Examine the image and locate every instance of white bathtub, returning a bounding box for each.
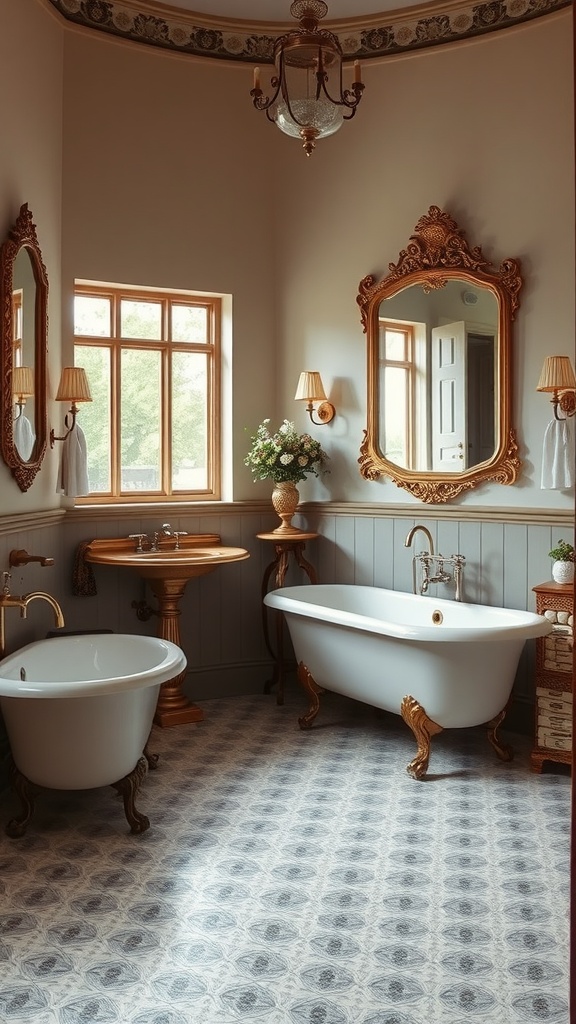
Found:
[264,584,552,777]
[0,634,186,830]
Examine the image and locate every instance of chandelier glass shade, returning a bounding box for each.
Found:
[251,1,364,156]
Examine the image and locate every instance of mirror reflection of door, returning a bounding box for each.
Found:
[431,322,466,471]
[430,322,496,472]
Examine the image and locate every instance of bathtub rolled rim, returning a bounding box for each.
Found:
[264,584,554,643]
[0,633,187,698]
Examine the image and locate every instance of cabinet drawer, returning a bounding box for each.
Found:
[538,713,572,733]
[536,686,573,701]
[537,695,572,715]
[537,728,572,751]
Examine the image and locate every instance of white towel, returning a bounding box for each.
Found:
[13,414,35,461]
[57,422,89,497]
[541,417,575,489]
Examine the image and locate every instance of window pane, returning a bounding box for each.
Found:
[120,349,161,490]
[172,351,207,490]
[75,295,111,337]
[121,300,162,340]
[172,304,208,344]
[384,329,407,361]
[382,365,407,466]
[76,345,111,492]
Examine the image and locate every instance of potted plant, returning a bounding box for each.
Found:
[245,419,328,534]
[548,539,575,585]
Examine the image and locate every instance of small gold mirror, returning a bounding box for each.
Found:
[0,204,48,491]
[357,206,523,503]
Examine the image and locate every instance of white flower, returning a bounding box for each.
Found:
[280,453,294,465]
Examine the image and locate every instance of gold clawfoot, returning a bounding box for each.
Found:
[400,695,443,779]
[486,701,514,762]
[111,756,150,834]
[297,661,323,729]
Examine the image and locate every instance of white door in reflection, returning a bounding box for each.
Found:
[431,321,495,472]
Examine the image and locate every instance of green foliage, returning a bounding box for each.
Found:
[245,419,328,485]
[549,539,575,562]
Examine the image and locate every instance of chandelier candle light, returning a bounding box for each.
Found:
[250,1,365,156]
[245,419,328,534]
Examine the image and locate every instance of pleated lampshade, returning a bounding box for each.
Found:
[536,356,576,393]
[56,367,92,403]
[294,371,327,402]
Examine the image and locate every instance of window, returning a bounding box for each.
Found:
[378,321,415,468]
[73,282,221,502]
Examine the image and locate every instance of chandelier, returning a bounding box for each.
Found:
[250,0,365,156]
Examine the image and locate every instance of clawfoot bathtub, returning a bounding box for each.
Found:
[264,585,552,779]
[0,633,186,836]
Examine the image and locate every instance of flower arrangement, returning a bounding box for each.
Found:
[245,419,328,485]
[549,539,575,562]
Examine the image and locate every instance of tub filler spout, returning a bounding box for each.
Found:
[22,591,65,630]
[0,573,65,657]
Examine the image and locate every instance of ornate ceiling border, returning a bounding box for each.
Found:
[47,0,568,62]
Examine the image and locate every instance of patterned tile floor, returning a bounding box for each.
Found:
[0,688,571,1024]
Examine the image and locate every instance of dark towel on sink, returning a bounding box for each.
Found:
[72,540,97,597]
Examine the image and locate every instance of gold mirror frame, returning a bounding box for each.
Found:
[0,204,48,492]
[357,206,523,504]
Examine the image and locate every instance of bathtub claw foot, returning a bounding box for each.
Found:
[401,695,443,780]
[297,662,323,729]
[5,759,37,838]
[486,703,514,762]
[111,756,150,834]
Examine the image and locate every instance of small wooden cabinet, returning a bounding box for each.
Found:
[531,581,573,772]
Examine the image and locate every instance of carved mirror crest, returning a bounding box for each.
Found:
[357,205,522,503]
[0,204,48,491]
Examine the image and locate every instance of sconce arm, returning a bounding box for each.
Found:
[307,401,335,425]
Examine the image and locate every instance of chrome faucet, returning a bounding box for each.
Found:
[0,573,65,657]
[404,529,466,602]
[405,525,435,556]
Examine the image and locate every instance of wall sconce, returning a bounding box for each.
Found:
[295,371,335,424]
[12,366,34,415]
[50,366,92,447]
[536,356,576,419]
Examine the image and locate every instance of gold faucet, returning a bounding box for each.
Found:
[404,525,435,555]
[0,573,65,658]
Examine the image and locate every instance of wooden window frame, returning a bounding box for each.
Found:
[378,320,415,469]
[73,282,221,504]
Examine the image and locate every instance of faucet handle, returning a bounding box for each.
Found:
[2,571,11,595]
[173,531,188,550]
[128,534,148,552]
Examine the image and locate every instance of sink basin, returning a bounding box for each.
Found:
[85,545,250,580]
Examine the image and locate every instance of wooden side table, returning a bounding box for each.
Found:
[257,531,318,705]
[531,580,573,773]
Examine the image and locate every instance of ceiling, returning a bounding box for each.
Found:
[46,0,567,62]
[149,1,419,19]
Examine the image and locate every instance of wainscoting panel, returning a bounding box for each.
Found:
[0,503,571,725]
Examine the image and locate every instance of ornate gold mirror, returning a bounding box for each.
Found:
[357,206,523,503]
[0,204,48,491]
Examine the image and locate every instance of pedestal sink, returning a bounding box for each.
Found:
[83,534,249,726]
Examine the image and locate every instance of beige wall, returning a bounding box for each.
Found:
[273,12,574,509]
[0,0,64,514]
[0,4,573,514]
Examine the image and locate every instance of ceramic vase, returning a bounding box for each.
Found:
[552,560,574,585]
[271,481,301,535]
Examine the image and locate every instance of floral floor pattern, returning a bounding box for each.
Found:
[0,687,570,1023]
